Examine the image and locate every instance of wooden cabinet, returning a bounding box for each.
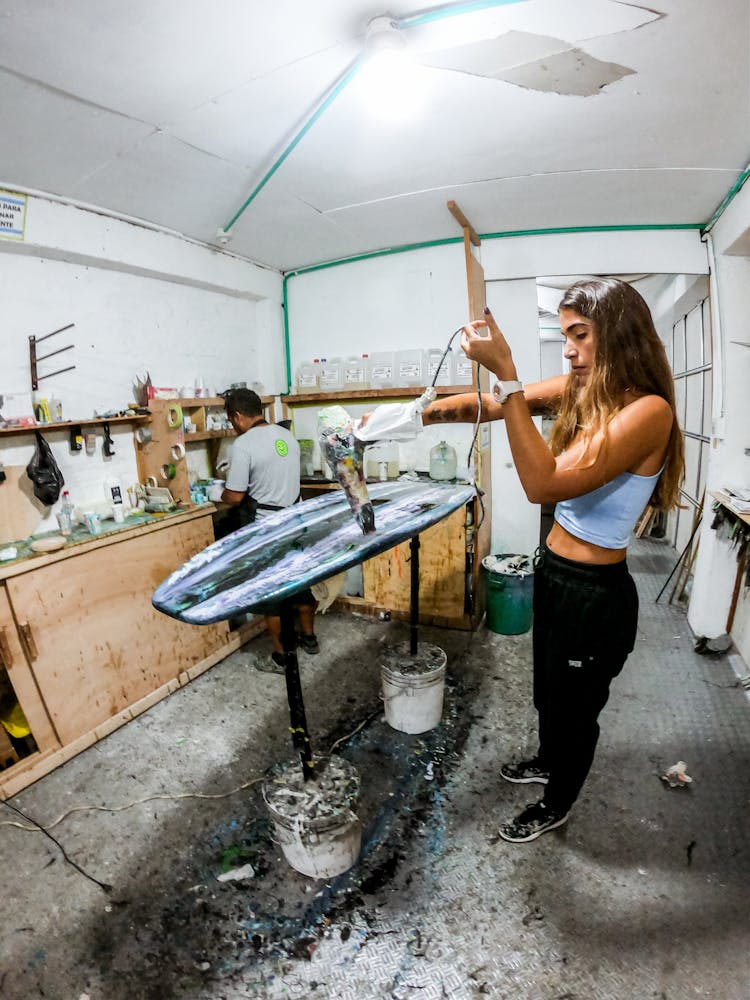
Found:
[0,509,253,799]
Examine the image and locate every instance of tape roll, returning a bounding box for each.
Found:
[160,463,177,481]
[166,404,183,429]
[135,427,152,444]
[170,442,186,461]
[146,475,158,488]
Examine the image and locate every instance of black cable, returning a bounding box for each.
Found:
[1,798,112,893]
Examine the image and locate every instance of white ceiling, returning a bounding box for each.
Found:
[0,0,747,272]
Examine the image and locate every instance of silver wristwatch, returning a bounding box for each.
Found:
[492,379,524,404]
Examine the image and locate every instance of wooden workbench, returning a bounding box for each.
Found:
[0,506,261,798]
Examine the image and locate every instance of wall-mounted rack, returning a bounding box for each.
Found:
[29,323,76,391]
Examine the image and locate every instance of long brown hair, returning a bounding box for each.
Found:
[548,277,684,510]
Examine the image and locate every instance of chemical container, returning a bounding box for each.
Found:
[453,353,474,385]
[429,440,457,481]
[396,348,426,388]
[483,554,534,635]
[343,355,369,390]
[368,351,396,389]
[298,439,315,477]
[365,442,399,481]
[295,360,319,394]
[318,357,344,392]
[426,347,454,386]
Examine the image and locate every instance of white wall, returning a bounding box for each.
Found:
[287,244,477,475]
[0,191,283,530]
[687,231,750,661]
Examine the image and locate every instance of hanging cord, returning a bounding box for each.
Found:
[428,325,486,531]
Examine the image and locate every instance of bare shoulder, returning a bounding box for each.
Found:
[620,393,673,427]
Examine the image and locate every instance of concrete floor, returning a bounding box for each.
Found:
[1,537,749,1000]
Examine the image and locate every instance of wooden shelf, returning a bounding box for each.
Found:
[282,385,474,405]
[185,429,236,442]
[0,414,149,437]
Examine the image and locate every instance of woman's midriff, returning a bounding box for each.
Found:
[546,521,627,565]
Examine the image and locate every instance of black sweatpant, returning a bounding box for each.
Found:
[532,544,638,813]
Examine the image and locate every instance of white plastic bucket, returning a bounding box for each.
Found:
[262,757,361,879]
[380,641,447,734]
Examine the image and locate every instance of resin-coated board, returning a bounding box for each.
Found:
[152,481,475,624]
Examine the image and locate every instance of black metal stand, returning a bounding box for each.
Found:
[409,535,420,656]
[278,599,315,781]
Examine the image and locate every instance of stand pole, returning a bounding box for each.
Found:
[278,599,315,781]
[410,535,420,656]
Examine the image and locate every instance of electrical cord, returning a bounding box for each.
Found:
[429,325,486,532]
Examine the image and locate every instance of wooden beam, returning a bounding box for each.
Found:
[447,200,480,247]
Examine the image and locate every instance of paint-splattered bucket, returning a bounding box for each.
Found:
[483,553,534,635]
[262,756,361,879]
[380,641,447,734]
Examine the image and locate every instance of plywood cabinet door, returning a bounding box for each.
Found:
[362,507,467,622]
[0,585,59,752]
[4,517,228,746]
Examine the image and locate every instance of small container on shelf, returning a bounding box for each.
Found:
[365,442,399,481]
[426,347,454,386]
[295,360,319,394]
[396,349,426,388]
[343,355,369,390]
[318,357,344,392]
[453,353,474,385]
[429,441,457,481]
[368,351,396,390]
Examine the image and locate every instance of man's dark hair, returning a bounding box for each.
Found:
[224,388,263,418]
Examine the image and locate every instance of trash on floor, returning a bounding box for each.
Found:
[661,761,693,787]
[216,863,255,882]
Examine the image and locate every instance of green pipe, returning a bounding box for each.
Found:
[282,274,292,394]
[399,0,528,30]
[702,164,750,235]
[222,57,363,234]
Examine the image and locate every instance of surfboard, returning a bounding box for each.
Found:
[152,481,475,624]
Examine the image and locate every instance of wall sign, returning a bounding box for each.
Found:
[0,190,27,240]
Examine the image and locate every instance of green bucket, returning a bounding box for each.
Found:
[483,554,534,635]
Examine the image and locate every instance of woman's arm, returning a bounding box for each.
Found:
[461,311,673,504]
[422,374,568,425]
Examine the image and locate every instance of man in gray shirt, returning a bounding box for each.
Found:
[219,388,319,671]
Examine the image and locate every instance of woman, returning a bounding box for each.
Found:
[423,277,684,843]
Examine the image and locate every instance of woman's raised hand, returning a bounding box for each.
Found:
[460,307,517,379]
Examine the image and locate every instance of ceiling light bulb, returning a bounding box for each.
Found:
[364,16,405,58]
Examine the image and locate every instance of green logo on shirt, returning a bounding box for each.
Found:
[275,439,289,457]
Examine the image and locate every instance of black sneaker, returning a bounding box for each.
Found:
[498,800,569,843]
[297,633,320,655]
[500,757,549,785]
[256,651,286,674]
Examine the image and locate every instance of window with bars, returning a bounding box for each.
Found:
[667,297,711,555]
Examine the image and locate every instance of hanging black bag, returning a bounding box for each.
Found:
[26,430,65,505]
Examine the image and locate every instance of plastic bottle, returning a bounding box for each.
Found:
[368,351,396,389]
[396,349,426,387]
[453,353,474,385]
[427,347,454,386]
[343,355,369,390]
[295,359,319,394]
[105,476,124,506]
[56,490,74,535]
[318,357,344,392]
[429,441,457,481]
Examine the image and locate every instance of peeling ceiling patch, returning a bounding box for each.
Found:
[494,46,635,96]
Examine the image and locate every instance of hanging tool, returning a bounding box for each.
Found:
[28,323,76,391]
[102,422,115,457]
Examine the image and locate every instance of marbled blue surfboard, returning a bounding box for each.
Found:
[153,481,475,624]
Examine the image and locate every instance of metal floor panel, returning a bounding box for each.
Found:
[1,538,749,1000]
